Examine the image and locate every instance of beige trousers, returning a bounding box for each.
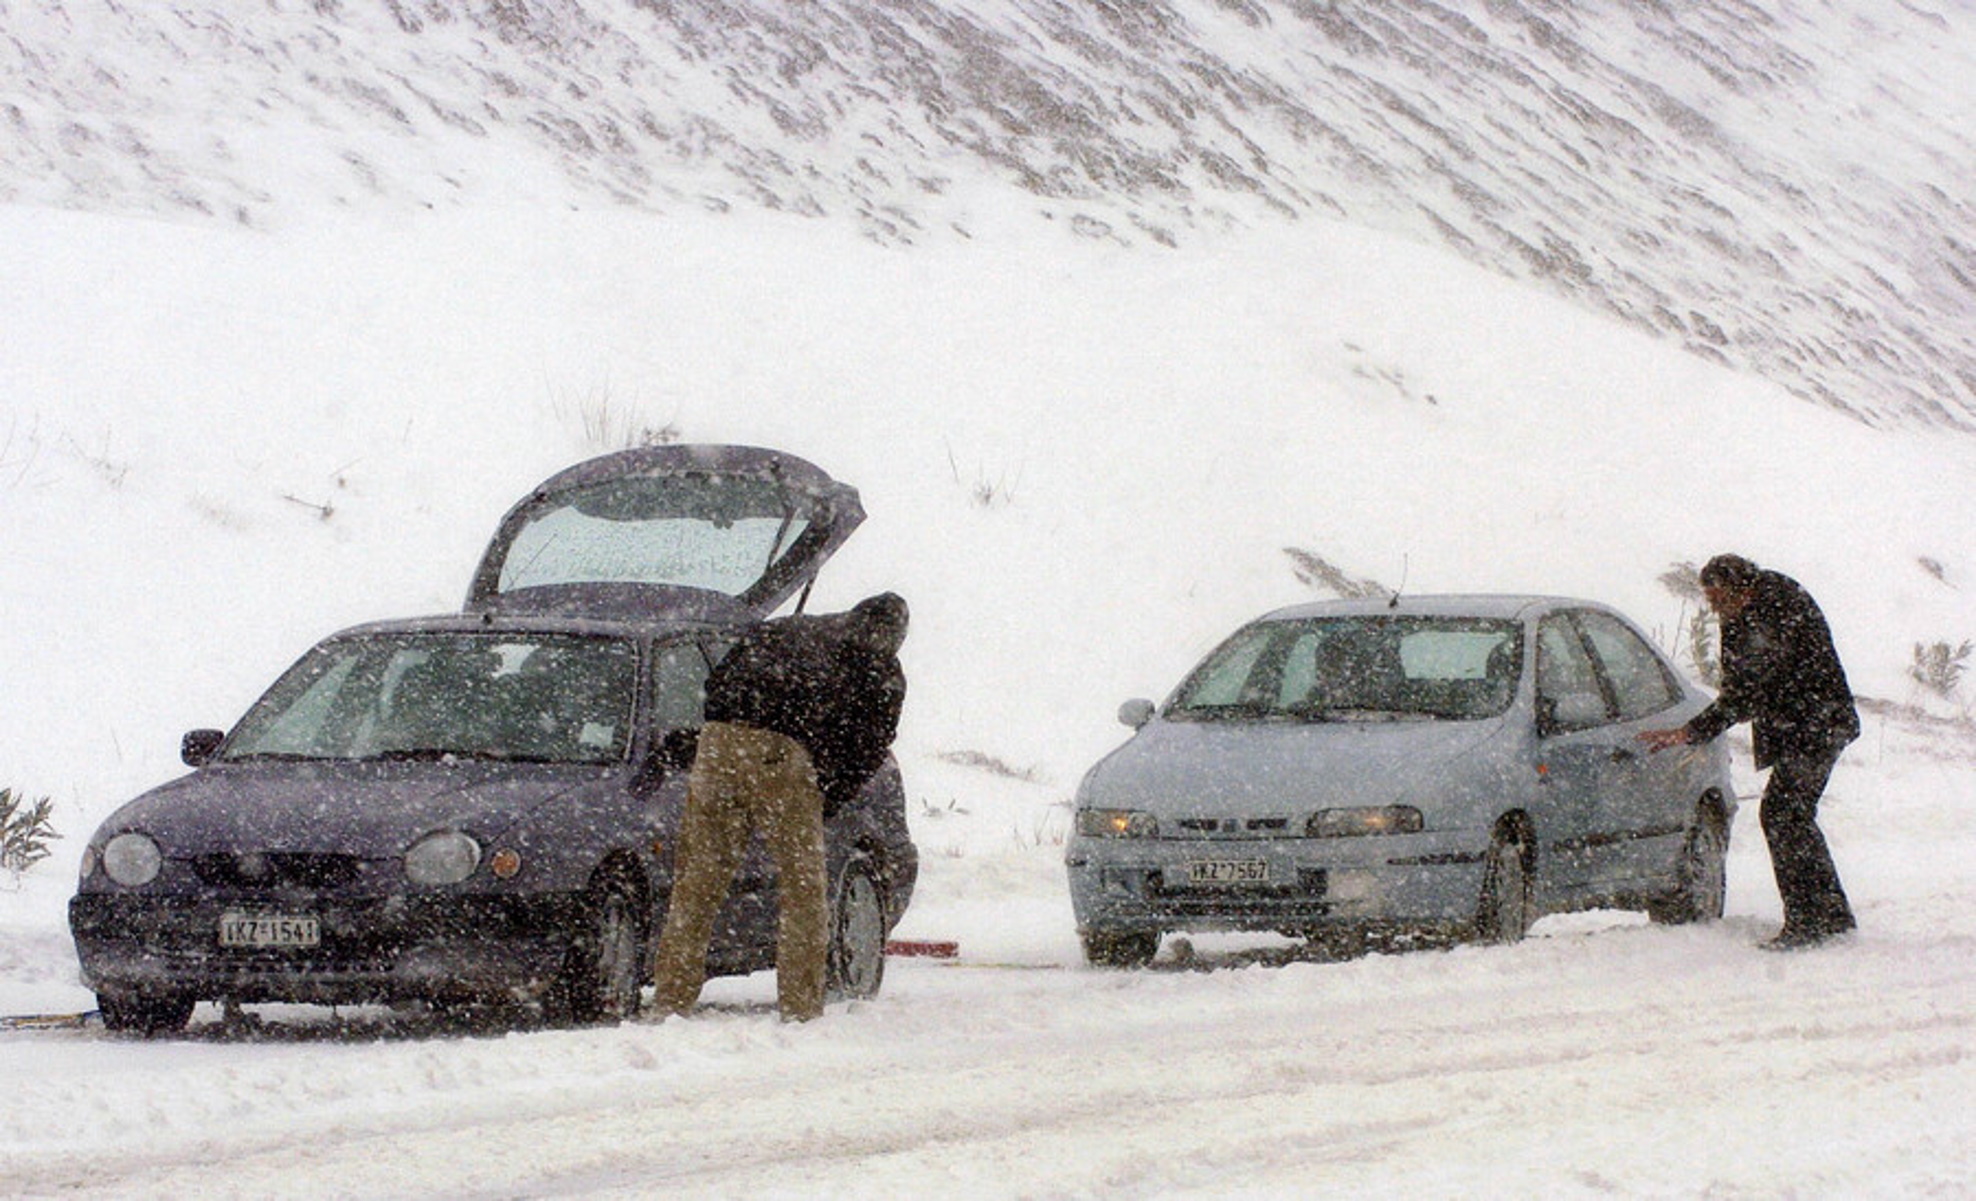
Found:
[651,721,830,1021]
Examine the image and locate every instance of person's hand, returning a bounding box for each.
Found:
[1637,727,1690,753]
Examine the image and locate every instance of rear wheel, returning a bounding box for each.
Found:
[552,872,645,1025]
[1080,928,1159,968]
[826,861,887,1001]
[98,991,194,1037]
[1474,827,1533,945]
[1648,813,1728,925]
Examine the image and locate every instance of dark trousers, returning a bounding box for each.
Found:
[1760,750,1855,936]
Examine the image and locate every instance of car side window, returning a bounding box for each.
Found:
[649,640,714,731]
[1536,615,1610,733]
[1574,610,1682,721]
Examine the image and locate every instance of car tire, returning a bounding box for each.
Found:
[98,991,194,1037]
[1647,813,1728,925]
[1474,827,1533,945]
[826,861,887,1002]
[553,871,645,1026]
[1080,928,1159,969]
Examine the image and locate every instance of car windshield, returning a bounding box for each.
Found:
[221,632,639,765]
[1167,615,1523,722]
[494,474,812,597]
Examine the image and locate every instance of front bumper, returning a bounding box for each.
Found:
[69,890,584,1006]
[1065,829,1490,936]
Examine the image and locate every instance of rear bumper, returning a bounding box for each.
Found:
[69,890,582,1006]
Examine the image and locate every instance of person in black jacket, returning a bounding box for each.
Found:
[652,592,908,1020]
[1640,555,1859,949]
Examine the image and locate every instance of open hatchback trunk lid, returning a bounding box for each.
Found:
[465,444,865,623]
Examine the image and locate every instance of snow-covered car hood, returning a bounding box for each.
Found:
[1080,713,1517,824]
[97,760,601,858]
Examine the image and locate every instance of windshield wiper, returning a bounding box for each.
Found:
[1169,701,1274,722]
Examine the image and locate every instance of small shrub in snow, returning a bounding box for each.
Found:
[1910,639,1972,699]
[1657,561,1720,686]
[0,788,59,873]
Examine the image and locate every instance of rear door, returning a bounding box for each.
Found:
[466,445,865,623]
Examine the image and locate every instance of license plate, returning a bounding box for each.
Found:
[219,913,320,949]
[1186,859,1269,885]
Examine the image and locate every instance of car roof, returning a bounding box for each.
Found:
[327,610,719,642]
[1254,593,1611,623]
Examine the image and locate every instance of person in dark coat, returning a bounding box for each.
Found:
[651,592,908,1020]
[1640,554,1859,949]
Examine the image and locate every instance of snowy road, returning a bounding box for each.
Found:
[6,739,1974,1201]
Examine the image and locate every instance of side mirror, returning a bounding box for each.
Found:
[181,728,225,767]
[1118,698,1156,729]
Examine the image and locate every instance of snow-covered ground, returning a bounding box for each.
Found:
[2,199,1973,1196]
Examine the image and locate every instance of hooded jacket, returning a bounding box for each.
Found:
[1683,568,1859,767]
[702,600,907,813]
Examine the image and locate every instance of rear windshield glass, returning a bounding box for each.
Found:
[223,632,639,765]
[1168,616,1522,722]
[496,474,811,597]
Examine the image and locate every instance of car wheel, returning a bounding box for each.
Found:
[554,872,645,1026]
[98,991,194,1037]
[826,861,887,1002]
[1080,928,1159,969]
[1474,827,1532,945]
[1648,813,1728,925]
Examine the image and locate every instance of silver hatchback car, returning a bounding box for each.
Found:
[1066,595,1734,966]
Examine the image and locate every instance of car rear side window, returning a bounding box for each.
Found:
[1574,610,1682,721]
[1537,615,1611,732]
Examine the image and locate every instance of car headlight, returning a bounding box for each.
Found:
[101,832,163,886]
[404,830,482,886]
[1307,806,1424,838]
[1075,808,1159,838]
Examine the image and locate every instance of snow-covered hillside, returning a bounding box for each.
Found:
[4,0,1974,428]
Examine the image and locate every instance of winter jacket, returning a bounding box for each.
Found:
[1683,568,1859,767]
[702,610,906,814]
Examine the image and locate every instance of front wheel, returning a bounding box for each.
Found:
[1648,815,1728,925]
[826,862,888,1002]
[1474,828,1533,945]
[552,872,646,1025]
[1080,928,1159,969]
[98,991,194,1037]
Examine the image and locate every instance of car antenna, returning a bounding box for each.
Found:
[1388,554,1409,609]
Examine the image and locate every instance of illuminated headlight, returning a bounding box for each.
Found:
[101,832,163,887]
[404,830,482,886]
[1075,808,1159,839]
[1307,806,1424,838]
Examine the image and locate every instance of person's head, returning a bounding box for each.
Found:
[1698,553,1760,619]
[846,592,909,656]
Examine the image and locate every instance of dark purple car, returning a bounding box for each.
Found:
[69,446,918,1035]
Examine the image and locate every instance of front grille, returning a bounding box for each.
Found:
[189,852,368,890]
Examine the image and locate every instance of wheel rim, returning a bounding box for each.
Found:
[832,869,886,999]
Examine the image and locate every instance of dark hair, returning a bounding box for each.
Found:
[1699,554,1760,590]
